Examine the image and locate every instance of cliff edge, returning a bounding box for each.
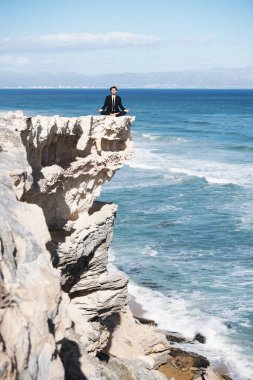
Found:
[0,111,227,380]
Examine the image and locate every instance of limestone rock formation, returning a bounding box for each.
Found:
[0,111,228,380]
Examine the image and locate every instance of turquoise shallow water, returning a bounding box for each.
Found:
[1,89,253,380]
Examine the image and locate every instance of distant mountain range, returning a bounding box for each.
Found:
[0,66,253,88]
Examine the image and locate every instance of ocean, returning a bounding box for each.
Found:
[1,88,252,380]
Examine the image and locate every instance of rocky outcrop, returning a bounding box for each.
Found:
[0,110,227,380]
[14,112,133,322]
[0,111,167,380]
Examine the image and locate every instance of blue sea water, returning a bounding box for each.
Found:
[0,89,252,380]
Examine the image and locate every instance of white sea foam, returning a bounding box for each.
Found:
[108,247,116,263]
[156,204,181,212]
[126,146,253,188]
[229,267,253,278]
[140,133,190,143]
[128,280,253,380]
[172,137,190,143]
[218,200,253,231]
[139,204,182,214]
[141,245,158,256]
[102,181,164,191]
[237,203,253,231]
[142,133,161,140]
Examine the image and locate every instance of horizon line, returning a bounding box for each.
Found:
[0,86,253,90]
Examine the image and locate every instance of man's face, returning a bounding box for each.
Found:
[110,88,117,95]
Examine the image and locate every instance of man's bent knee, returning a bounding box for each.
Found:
[116,111,126,117]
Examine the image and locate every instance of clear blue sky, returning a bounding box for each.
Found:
[0,0,252,74]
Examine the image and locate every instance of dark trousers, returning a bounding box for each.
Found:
[100,110,126,117]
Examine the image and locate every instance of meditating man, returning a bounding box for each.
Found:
[98,86,129,117]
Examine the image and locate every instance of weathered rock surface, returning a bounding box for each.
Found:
[0,111,167,380]
[0,111,230,380]
[0,111,70,379]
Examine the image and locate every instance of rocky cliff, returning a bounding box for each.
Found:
[0,111,227,380]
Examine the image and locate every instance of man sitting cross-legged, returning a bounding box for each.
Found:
[98,86,129,117]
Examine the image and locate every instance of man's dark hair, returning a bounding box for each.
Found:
[110,86,117,91]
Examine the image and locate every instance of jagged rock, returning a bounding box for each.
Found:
[219,375,233,380]
[157,347,216,380]
[18,113,134,229]
[133,315,157,326]
[53,201,129,321]
[194,332,206,344]
[168,347,210,370]
[195,367,228,380]
[101,305,172,370]
[100,355,167,380]
[156,329,193,344]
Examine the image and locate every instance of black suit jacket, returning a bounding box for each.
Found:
[101,95,125,112]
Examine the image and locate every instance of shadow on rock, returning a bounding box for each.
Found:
[59,338,87,380]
